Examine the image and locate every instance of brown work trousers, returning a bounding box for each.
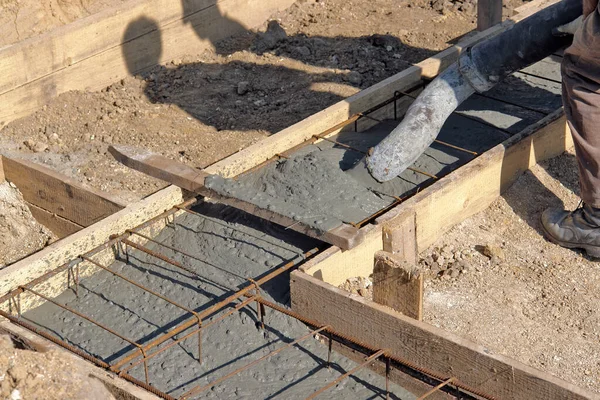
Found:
[562,3,600,207]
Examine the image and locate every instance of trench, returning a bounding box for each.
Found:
[14,55,564,399]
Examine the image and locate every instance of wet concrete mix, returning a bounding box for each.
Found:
[24,202,414,399]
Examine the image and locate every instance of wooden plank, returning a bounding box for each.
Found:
[2,156,124,227]
[0,0,295,126]
[382,210,417,264]
[477,0,503,31]
[27,203,84,238]
[109,145,365,250]
[373,251,423,320]
[327,340,450,400]
[0,321,161,400]
[109,145,208,192]
[291,271,597,400]
[377,110,571,253]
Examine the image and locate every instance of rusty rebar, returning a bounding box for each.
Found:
[111,247,320,371]
[180,326,329,399]
[81,255,204,364]
[118,296,257,375]
[417,377,456,400]
[305,349,386,400]
[126,229,244,281]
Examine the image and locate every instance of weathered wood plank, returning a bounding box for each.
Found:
[291,271,597,400]
[382,210,417,264]
[2,156,124,227]
[0,185,184,308]
[373,251,423,320]
[109,145,365,250]
[477,0,503,31]
[300,225,382,285]
[27,203,84,238]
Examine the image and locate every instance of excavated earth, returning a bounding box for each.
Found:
[24,202,413,399]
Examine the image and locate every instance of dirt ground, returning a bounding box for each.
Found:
[0,333,115,399]
[421,149,600,393]
[0,0,524,205]
[341,148,600,394]
[0,182,55,269]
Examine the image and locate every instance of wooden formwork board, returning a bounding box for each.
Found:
[0,321,161,400]
[1,155,125,238]
[291,271,597,400]
[300,110,572,285]
[0,185,185,312]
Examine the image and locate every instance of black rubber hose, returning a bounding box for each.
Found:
[459,0,581,92]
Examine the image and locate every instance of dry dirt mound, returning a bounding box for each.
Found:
[0,181,55,268]
[0,333,115,400]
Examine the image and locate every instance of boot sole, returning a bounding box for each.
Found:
[540,217,600,258]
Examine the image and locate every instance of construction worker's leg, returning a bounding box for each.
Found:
[541,11,600,258]
[562,54,600,207]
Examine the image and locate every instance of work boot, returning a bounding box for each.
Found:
[541,203,600,258]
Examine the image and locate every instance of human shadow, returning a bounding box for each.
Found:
[121,11,441,136]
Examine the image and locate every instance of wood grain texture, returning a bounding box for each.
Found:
[2,156,124,227]
[477,0,503,31]
[109,145,208,192]
[373,251,423,320]
[0,185,184,311]
[291,271,597,400]
[301,224,382,285]
[382,211,417,264]
[27,203,84,238]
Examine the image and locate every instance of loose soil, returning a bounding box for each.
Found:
[0,181,56,269]
[340,149,600,394]
[0,333,115,400]
[0,0,524,204]
[421,149,600,394]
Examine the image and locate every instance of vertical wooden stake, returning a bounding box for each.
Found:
[477,0,503,31]
[382,211,417,265]
[373,251,423,320]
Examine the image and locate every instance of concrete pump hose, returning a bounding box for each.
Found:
[366,0,582,183]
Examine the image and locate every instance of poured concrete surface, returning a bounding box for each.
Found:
[24,203,413,399]
[205,155,392,232]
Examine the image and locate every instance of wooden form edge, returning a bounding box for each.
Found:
[1,155,125,233]
[300,109,571,286]
[377,109,571,253]
[0,185,184,305]
[290,271,597,399]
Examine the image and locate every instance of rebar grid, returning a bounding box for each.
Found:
[0,200,496,400]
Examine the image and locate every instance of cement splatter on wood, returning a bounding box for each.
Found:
[24,202,413,399]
